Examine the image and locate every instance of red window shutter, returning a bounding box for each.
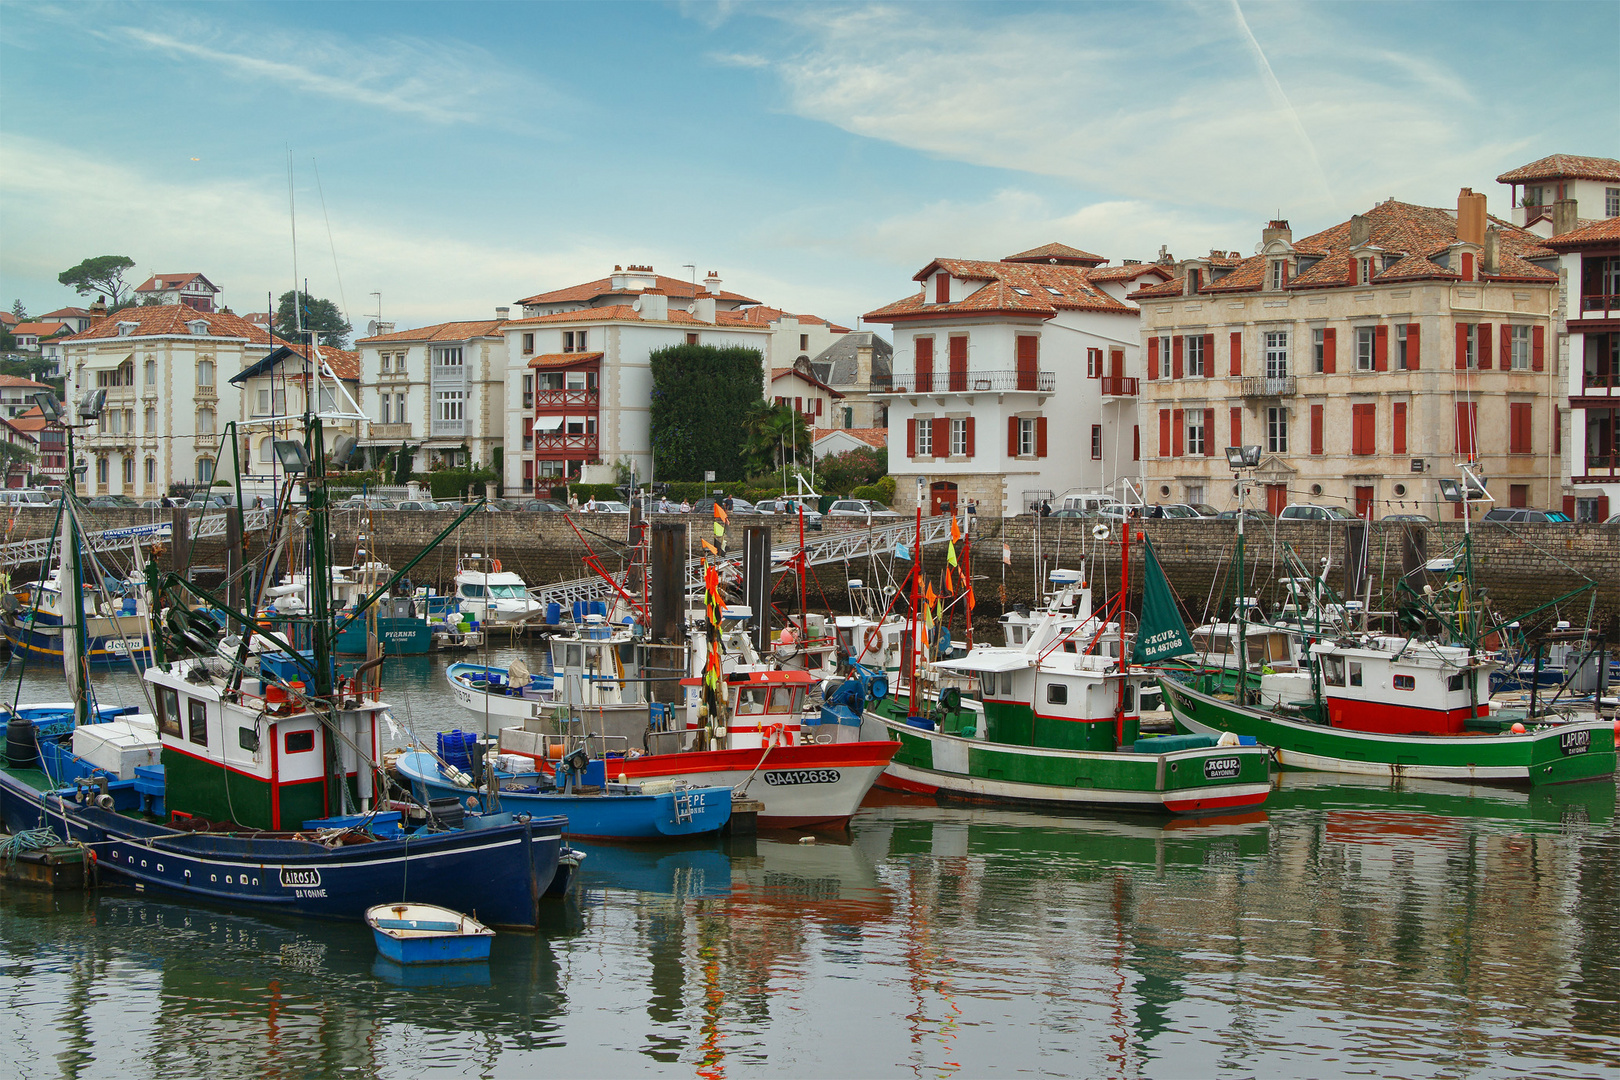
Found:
[1532,325,1545,370]
[1323,327,1337,374]
[1109,349,1124,378]
[1461,252,1474,281]
[1554,408,1562,453]
[949,335,968,391]
[1510,402,1531,454]
[1598,495,1611,521]
[1158,409,1170,457]
[1562,494,1577,519]
[1454,402,1478,456]
[932,417,950,457]
[1393,402,1407,454]
[1132,425,1140,461]
[795,396,803,413]
[1407,323,1421,370]
[1203,408,1215,456]
[1203,334,1215,373]
[1008,416,1019,456]
[1015,335,1039,390]
[1500,324,1511,370]
[1353,404,1375,455]
[936,273,949,304]
[965,417,975,458]
[1455,323,1468,369]
[1147,337,1159,380]
[1374,325,1388,371]
[1172,408,1184,457]
[1172,336,1184,380]
[1310,404,1324,455]
[915,336,933,391]
[1229,406,1241,448]
[907,418,916,458]
[1036,416,1048,457]
[1478,322,1492,370]
[1229,331,1242,377]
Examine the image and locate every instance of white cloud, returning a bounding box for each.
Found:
[743,3,1538,221]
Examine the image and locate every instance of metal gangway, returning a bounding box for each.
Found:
[0,508,275,568]
[530,515,958,611]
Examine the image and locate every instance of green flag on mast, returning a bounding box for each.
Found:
[1133,536,1194,663]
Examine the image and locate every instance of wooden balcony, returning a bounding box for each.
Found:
[535,388,599,407]
[534,432,598,454]
[1099,376,1139,398]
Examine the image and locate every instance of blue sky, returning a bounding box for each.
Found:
[2,1,1616,336]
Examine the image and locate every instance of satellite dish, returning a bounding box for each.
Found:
[366,319,381,337]
[331,434,358,467]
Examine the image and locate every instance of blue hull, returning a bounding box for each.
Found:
[372,929,493,965]
[3,622,151,667]
[0,767,567,930]
[335,617,433,656]
[397,752,731,841]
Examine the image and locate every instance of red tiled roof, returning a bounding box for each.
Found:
[39,307,89,319]
[516,272,759,308]
[7,406,54,435]
[12,321,72,337]
[769,366,843,397]
[357,319,507,344]
[1131,200,1557,299]
[1088,263,1173,283]
[0,375,52,389]
[134,272,216,294]
[815,427,887,449]
[509,305,764,330]
[527,351,604,369]
[1001,242,1106,266]
[65,305,275,342]
[0,313,15,326]
[724,305,843,329]
[1496,155,1620,184]
[1542,217,1620,249]
[866,256,1135,323]
[307,346,360,381]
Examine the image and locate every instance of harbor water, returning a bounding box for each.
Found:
[1,650,1616,1078]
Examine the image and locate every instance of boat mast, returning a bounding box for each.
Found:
[1115,522,1130,748]
[907,502,922,709]
[60,411,90,728]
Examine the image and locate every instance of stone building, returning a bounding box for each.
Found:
[864,242,1164,516]
[1496,154,1620,237]
[1132,191,1561,518]
[808,331,892,430]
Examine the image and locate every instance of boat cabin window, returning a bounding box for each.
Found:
[980,673,997,698]
[487,585,528,599]
[1393,674,1415,691]
[1046,683,1068,705]
[461,583,485,598]
[1001,673,1014,696]
[564,644,581,668]
[157,686,181,738]
[1322,656,1346,687]
[1009,626,1025,645]
[285,730,316,754]
[1349,662,1362,687]
[1192,632,1225,656]
[187,698,208,746]
[238,727,259,752]
[1447,673,1467,692]
[768,686,795,714]
[1063,641,1077,653]
[736,687,768,714]
[1124,684,1136,711]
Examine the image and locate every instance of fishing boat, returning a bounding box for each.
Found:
[446,660,555,721]
[1157,463,1616,787]
[3,566,152,667]
[858,516,1272,815]
[0,386,570,928]
[366,902,494,965]
[393,749,733,841]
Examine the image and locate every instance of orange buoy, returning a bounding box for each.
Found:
[1510,722,1526,734]
[547,743,564,760]
[492,558,502,573]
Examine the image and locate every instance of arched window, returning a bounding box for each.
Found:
[145,458,155,485]
[144,359,156,386]
[260,438,275,463]
[196,407,215,435]
[197,458,214,484]
[145,406,156,434]
[196,359,215,387]
[117,359,134,386]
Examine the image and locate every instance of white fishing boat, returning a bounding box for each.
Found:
[452,555,543,626]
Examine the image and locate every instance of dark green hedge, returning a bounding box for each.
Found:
[649,344,764,482]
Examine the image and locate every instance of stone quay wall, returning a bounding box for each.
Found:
[8,508,1616,631]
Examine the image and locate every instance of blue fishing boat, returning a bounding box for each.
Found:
[3,568,152,667]
[394,750,733,841]
[366,902,494,965]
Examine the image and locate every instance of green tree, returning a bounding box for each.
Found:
[741,402,811,477]
[275,290,352,347]
[0,441,38,467]
[10,300,28,322]
[649,343,766,481]
[815,445,888,496]
[58,256,136,305]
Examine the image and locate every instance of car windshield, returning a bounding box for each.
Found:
[1545,512,1571,522]
[1324,507,1354,519]
[863,502,892,512]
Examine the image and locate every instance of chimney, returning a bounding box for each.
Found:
[635,289,669,321]
[495,306,510,321]
[1261,219,1292,247]
[1552,198,1579,236]
[1456,187,1487,247]
[704,270,723,295]
[1349,215,1372,246]
[855,341,872,389]
[89,297,108,317]
[1482,227,1501,275]
[693,295,716,323]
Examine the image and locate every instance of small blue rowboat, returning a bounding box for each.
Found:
[366,902,494,965]
[395,750,733,841]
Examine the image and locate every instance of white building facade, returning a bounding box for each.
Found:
[1545,216,1620,520]
[355,316,510,472]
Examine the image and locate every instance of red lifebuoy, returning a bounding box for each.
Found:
[863,627,883,655]
[492,558,502,573]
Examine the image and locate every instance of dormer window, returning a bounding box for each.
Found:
[188,319,209,336]
[1358,258,1372,285]
[117,321,137,337]
[935,274,950,304]
[1269,261,1287,290]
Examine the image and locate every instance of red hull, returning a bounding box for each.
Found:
[1326,696,1486,736]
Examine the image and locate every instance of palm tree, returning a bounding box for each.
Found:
[742,402,810,477]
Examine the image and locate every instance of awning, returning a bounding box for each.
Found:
[934,650,1033,674]
[230,345,295,385]
[534,415,565,432]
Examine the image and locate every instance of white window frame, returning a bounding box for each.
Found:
[1185,335,1205,377]
[915,417,933,457]
[144,359,156,386]
[1462,324,1477,369]
[1267,407,1288,453]
[1510,325,1530,370]
[196,407,215,435]
[1265,331,1289,379]
[1312,328,1324,373]
[381,395,392,424]
[1355,327,1376,371]
[196,359,214,387]
[145,457,155,484]
[1607,187,1620,218]
[1270,261,1286,290]
[435,390,465,422]
[1018,417,1036,457]
[1396,325,1409,370]
[432,346,464,368]
[1187,413,1205,457]
[950,418,967,457]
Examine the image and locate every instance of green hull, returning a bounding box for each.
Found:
[1160,677,1616,787]
[861,697,1272,815]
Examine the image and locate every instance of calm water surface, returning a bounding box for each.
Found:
[1,652,1616,1078]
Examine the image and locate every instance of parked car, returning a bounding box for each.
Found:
[826,499,901,520]
[755,498,824,528]
[582,499,630,514]
[1215,508,1275,522]
[1279,503,1355,521]
[518,498,567,512]
[1141,503,1198,519]
[1184,503,1221,518]
[395,500,432,511]
[86,494,140,509]
[345,494,396,510]
[1048,508,1095,520]
[1604,513,1620,525]
[1481,508,1572,523]
[184,495,232,510]
[1382,513,1432,522]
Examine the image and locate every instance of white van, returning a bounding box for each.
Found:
[0,490,57,507]
[1059,493,1115,515]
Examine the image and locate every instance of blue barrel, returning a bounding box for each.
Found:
[546,602,561,625]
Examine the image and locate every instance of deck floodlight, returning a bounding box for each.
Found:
[77,389,107,420]
[1438,478,1463,503]
[32,393,63,421]
[1226,445,1261,470]
[274,440,310,475]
